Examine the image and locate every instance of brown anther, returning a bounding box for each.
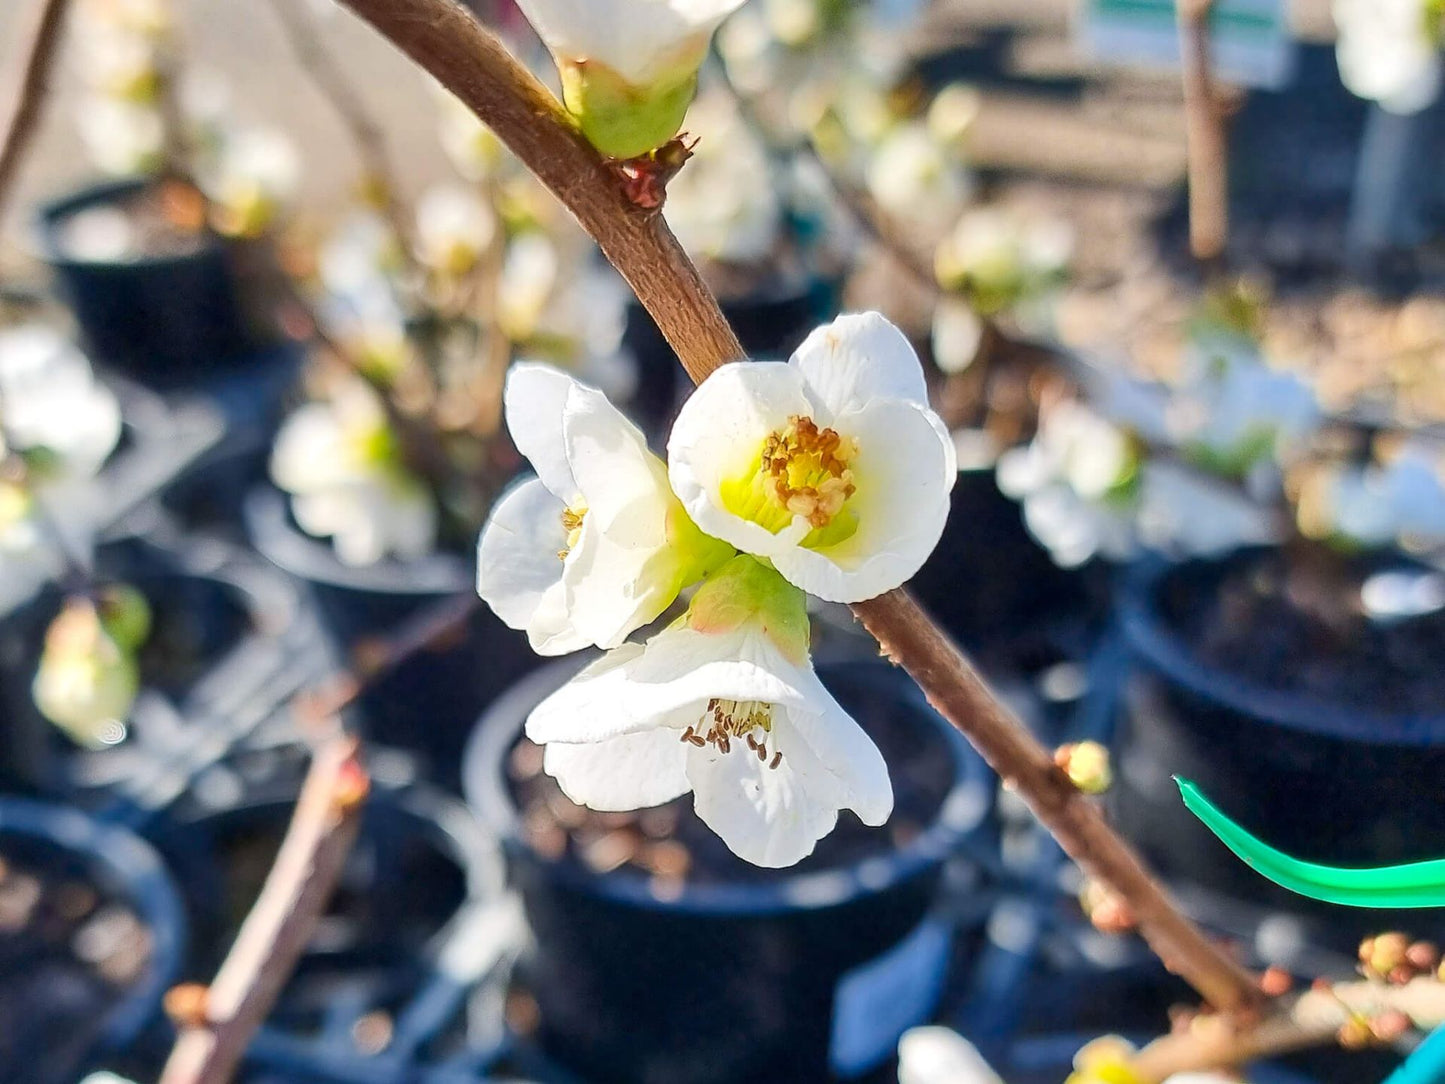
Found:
[681,727,694,744]
[769,752,782,770]
[688,733,706,747]
[1259,966,1293,997]
[164,983,211,1029]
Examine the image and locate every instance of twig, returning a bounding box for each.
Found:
[0,0,74,222]
[1176,0,1228,266]
[1127,977,1445,1082]
[333,0,1261,1015]
[298,590,480,722]
[263,0,418,262]
[158,733,368,1084]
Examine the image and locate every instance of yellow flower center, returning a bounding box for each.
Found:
[680,698,784,769]
[556,497,588,561]
[719,415,860,546]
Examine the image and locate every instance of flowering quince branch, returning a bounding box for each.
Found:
[0,0,74,221]
[159,731,367,1084]
[334,0,1260,1015]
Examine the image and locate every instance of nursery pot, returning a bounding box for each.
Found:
[623,274,837,440]
[465,659,996,1084]
[38,178,268,387]
[0,798,185,1084]
[1108,547,1445,940]
[244,487,536,788]
[0,538,272,796]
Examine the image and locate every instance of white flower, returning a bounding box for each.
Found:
[478,363,732,655]
[435,88,504,182]
[515,0,748,158]
[668,312,957,603]
[0,482,62,616]
[1314,448,1445,548]
[1170,358,1319,474]
[525,555,892,867]
[0,326,122,482]
[75,96,165,176]
[898,1027,1002,1084]
[865,122,972,237]
[931,298,984,375]
[270,382,437,566]
[415,185,497,277]
[663,92,783,265]
[205,127,300,238]
[934,207,1072,318]
[1335,0,1441,114]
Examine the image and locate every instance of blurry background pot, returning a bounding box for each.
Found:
[0,798,185,1084]
[244,487,535,789]
[465,659,996,1084]
[1108,547,1445,945]
[38,178,273,388]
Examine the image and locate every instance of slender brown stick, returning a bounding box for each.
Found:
[0,0,73,222]
[1177,0,1228,265]
[1128,976,1445,1082]
[159,734,367,1084]
[263,0,417,260]
[333,0,1260,1014]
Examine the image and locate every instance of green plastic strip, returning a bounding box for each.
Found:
[1176,778,1445,909]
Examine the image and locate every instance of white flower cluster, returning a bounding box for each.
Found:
[477,312,957,866]
[1335,0,1443,114]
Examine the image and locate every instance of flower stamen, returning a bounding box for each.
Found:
[761,415,858,530]
[691,697,784,767]
[556,496,589,561]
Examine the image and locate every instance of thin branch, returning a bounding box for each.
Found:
[159,733,368,1084]
[0,0,74,222]
[1176,0,1228,265]
[1128,977,1445,1082]
[333,0,1260,1015]
[263,0,418,262]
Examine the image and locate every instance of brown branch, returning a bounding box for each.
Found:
[1128,976,1445,1082]
[333,0,1260,1015]
[332,0,744,386]
[1177,0,1228,265]
[159,734,368,1084]
[0,0,74,223]
[263,0,417,261]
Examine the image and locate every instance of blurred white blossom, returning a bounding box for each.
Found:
[1335,0,1442,114]
[865,123,972,237]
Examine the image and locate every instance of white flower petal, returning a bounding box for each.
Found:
[791,311,931,417]
[504,363,578,499]
[668,361,815,556]
[779,688,893,826]
[477,477,582,652]
[686,727,842,867]
[771,398,955,602]
[543,728,692,811]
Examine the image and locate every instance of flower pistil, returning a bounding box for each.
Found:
[722,414,859,542]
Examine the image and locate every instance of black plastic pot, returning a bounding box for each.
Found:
[0,536,296,798]
[623,275,838,442]
[910,465,1108,676]
[38,179,268,387]
[465,659,996,1084]
[244,487,536,789]
[147,753,506,1082]
[1108,548,1445,943]
[0,798,185,1084]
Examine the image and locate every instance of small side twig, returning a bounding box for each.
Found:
[263,0,417,262]
[158,733,368,1084]
[0,0,74,222]
[1176,0,1228,266]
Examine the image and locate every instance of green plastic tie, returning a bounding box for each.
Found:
[1176,778,1445,909]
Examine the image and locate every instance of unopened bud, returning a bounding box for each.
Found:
[1367,932,1410,978]
[1055,741,1113,795]
[1371,1009,1412,1043]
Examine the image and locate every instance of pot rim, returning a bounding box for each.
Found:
[463,656,995,918]
[35,177,227,272]
[0,798,187,1054]
[1120,546,1445,745]
[244,486,473,597]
